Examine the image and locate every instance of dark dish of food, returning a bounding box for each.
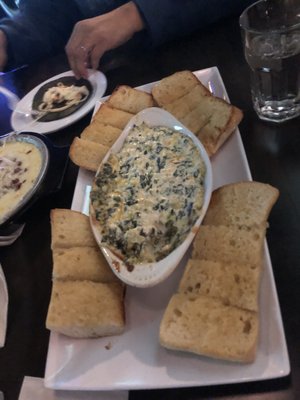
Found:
[32,76,93,122]
[90,122,206,265]
[0,133,69,234]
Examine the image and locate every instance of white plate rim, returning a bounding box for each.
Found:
[44,66,290,391]
[10,69,107,134]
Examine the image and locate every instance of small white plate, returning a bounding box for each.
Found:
[89,107,213,288]
[11,70,107,134]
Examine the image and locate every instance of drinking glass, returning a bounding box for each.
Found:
[240,0,300,123]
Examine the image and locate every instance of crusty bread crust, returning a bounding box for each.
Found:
[216,105,243,151]
[201,105,243,156]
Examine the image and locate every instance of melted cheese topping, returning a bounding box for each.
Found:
[0,141,42,223]
[91,123,206,265]
[38,82,89,112]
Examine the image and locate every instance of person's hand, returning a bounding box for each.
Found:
[65,1,144,79]
[0,30,8,71]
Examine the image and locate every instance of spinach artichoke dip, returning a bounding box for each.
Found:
[0,140,42,224]
[91,122,206,266]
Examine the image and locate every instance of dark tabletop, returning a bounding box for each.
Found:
[0,14,299,400]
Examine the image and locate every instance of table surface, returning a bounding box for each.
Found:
[0,14,299,400]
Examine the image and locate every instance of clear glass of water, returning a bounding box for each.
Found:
[240,0,300,123]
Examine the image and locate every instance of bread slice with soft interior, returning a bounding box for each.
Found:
[178,105,211,135]
[48,209,126,339]
[80,120,122,147]
[92,103,134,129]
[69,136,109,172]
[192,225,266,267]
[152,70,243,156]
[50,209,96,250]
[52,246,119,283]
[163,83,211,120]
[203,181,279,227]
[152,70,201,106]
[159,293,258,363]
[46,280,125,338]
[107,85,155,114]
[178,259,260,312]
[159,180,279,363]
[194,99,243,156]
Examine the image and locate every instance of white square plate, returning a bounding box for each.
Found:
[44,67,290,391]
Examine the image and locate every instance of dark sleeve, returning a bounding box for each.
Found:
[0,0,82,70]
[133,0,256,46]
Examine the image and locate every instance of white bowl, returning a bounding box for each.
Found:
[89,107,213,287]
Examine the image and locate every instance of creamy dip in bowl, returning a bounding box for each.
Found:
[90,107,212,288]
[0,134,49,227]
[32,76,92,122]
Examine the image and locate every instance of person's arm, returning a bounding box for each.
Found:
[133,0,257,46]
[0,0,81,71]
[65,2,144,79]
[65,0,257,79]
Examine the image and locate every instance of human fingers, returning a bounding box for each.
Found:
[65,21,92,79]
[90,44,106,71]
[66,42,90,79]
[74,45,91,79]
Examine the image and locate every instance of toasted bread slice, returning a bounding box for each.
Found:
[192,225,266,266]
[93,103,134,129]
[107,85,155,114]
[52,246,119,283]
[180,105,211,134]
[196,103,243,156]
[152,70,200,106]
[159,293,258,363]
[203,181,279,227]
[69,137,109,172]
[179,259,260,311]
[46,280,125,338]
[81,120,122,147]
[163,83,211,120]
[50,209,96,250]
[180,95,242,157]
[152,70,243,156]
